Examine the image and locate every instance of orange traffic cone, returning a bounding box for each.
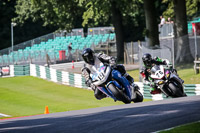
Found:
[44,106,49,114]
[72,60,74,69]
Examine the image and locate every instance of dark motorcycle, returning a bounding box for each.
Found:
[149,65,186,98]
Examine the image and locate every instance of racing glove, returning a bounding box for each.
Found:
[85,79,96,91]
[140,70,146,78]
[109,57,117,68]
[163,60,167,65]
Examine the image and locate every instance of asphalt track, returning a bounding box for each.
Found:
[0,96,200,133]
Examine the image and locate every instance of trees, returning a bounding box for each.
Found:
[14,0,145,62]
[163,0,194,63]
[11,0,196,63]
[80,0,143,62]
[173,0,193,63]
[14,0,84,30]
[163,0,200,20]
[82,0,126,62]
[0,0,56,50]
[143,0,160,48]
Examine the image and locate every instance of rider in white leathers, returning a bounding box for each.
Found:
[81,48,136,100]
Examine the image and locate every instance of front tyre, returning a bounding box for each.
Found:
[132,90,143,103]
[168,82,185,97]
[107,83,131,104]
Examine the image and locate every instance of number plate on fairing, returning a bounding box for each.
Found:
[150,65,165,79]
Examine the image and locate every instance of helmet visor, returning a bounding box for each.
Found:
[82,52,94,65]
[144,60,151,67]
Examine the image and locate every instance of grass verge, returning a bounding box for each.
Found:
[0,76,150,119]
[159,121,200,133]
[0,66,198,119]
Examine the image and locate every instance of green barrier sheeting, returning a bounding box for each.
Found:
[56,70,62,82]
[69,73,74,86]
[36,65,40,77]
[45,67,51,80]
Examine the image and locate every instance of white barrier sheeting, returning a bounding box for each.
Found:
[62,71,69,85]
[50,68,57,82]
[74,74,83,88]
[9,65,14,77]
[30,64,37,77]
[40,66,46,79]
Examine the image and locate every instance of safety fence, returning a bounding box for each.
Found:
[9,64,200,101]
[10,64,88,89]
[138,83,200,101]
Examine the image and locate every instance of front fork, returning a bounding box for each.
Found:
[158,83,170,97]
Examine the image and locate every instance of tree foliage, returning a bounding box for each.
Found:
[143,0,160,48]
[14,0,84,31]
[79,0,144,62]
[162,0,200,20]
[0,0,56,50]
[2,0,197,64]
[79,0,143,27]
[163,0,194,63]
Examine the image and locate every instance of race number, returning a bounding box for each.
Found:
[98,72,105,80]
[156,71,164,78]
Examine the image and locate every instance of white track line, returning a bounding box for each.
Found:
[0,113,11,117]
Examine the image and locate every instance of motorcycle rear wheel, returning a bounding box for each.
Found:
[107,83,131,104]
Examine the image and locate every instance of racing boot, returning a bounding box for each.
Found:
[130,85,136,101]
[124,73,134,85]
[131,84,140,101]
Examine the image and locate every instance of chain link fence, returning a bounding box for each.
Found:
[124,41,142,64]
[159,24,174,38]
[125,23,200,75]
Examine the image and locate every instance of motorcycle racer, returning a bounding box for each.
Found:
[140,53,183,94]
[81,48,137,100]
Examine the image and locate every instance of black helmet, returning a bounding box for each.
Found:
[82,48,95,65]
[142,53,152,67]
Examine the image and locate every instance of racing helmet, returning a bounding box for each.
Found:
[82,48,95,65]
[142,53,152,67]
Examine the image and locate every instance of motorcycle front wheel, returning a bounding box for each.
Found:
[107,83,131,104]
[132,90,143,103]
[168,82,185,97]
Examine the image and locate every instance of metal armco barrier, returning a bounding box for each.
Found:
[9,64,200,101]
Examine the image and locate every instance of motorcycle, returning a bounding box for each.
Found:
[91,64,143,104]
[149,64,187,98]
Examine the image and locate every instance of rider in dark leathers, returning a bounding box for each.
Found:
[81,48,136,100]
[140,53,183,94]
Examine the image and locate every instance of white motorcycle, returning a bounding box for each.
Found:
[149,64,186,97]
[91,64,143,104]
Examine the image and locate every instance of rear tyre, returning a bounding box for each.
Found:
[108,83,131,104]
[132,90,143,103]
